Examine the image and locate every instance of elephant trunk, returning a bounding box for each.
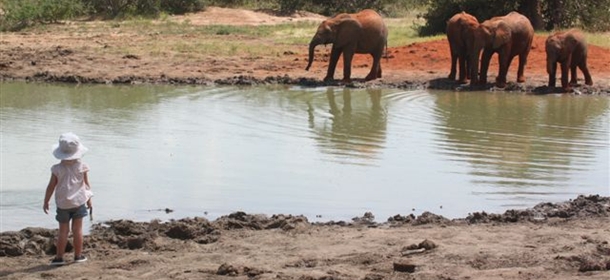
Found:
[306,38,321,71]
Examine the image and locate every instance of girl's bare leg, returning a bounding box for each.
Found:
[56,222,70,258]
[72,218,84,257]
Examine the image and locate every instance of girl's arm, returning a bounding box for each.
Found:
[43,174,58,214]
[84,172,91,189]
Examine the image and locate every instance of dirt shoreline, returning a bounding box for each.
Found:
[1,8,609,94]
[1,195,609,279]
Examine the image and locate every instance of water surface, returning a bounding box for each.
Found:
[1,82,608,231]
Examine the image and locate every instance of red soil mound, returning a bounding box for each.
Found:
[344,35,610,86]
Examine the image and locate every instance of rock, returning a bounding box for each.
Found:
[352,212,376,225]
[126,237,145,250]
[217,263,239,276]
[243,266,266,277]
[165,224,197,240]
[393,261,416,273]
[0,235,24,256]
[419,239,437,250]
[364,274,385,280]
[579,260,606,272]
[413,212,449,225]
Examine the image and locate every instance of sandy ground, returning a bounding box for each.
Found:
[0,7,609,93]
[1,7,610,280]
[1,195,610,279]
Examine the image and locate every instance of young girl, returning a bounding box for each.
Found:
[43,132,93,266]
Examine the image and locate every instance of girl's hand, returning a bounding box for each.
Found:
[87,199,92,209]
[43,202,49,214]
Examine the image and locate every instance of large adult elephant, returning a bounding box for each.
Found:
[446,11,479,84]
[469,11,534,88]
[545,29,593,90]
[305,9,388,83]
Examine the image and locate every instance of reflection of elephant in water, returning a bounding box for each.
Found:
[446,12,479,84]
[305,9,388,83]
[307,88,386,162]
[545,29,593,90]
[435,92,609,189]
[470,12,534,88]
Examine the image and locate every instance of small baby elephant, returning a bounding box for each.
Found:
[545,29,593,90]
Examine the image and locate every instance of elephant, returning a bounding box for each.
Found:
[469,11,534,88]
[545,29,593,90]
[446,12,479,84]
[305,9,388,83]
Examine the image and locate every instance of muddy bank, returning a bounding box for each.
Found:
[2,71,608,95]
[2,194,608,253]
[2,195,609,279]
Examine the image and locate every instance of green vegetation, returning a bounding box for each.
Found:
[0,0,86,30]
[418,0,610,36]
[0,0,207,30]
[0,0,427,31]
[585,32,610,48]
[1,0,608,49]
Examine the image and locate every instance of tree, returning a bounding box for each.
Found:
[418,0,610,36]
[518,0,544,30]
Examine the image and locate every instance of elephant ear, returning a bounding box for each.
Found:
[332,15,362,48]
[492,22,511,49]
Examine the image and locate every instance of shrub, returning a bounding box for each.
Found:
[161,0,206,15]
[278,0,426,16]
[418,0,610,36]
[0,0,87,31]
[542,0,610,32]
[82,0,206,18]
[417,0,518,36]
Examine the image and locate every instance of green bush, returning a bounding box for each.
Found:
[418,0,610,36]
[276,0,426,16]
[161,0,206,14]
[417,0,518,36]
[82,0,205,18]
[542,0,610,32]
[0,0,86,31]
[277,0,305,15]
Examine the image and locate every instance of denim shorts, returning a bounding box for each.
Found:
[56,204,88,223]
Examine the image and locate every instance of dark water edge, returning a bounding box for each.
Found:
[1,194,609,258]
[2,73,609,95]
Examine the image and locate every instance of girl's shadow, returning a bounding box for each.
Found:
[0,263,60,277]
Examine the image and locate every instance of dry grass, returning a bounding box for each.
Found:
[14,12,609,61]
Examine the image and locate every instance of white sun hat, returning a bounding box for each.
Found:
[52,132,88,160]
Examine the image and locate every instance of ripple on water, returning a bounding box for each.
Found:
[1,84,608,231]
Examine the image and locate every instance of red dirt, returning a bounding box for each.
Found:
[341,35,610,88]
[0,7,608,92]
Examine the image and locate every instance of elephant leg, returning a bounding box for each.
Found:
[569,64,578,85]
[580,62,593,86]
[341,49,354,83]
[458,52,468,84]
[479,50,493,85]
[365,52,382,81]
[548,61,557,87]
[517,52,528,83]
[465,54,471,80]
[495,53,511,88]
[449,50,458,80]
[324,48,342,82]
[560,62,570,90]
